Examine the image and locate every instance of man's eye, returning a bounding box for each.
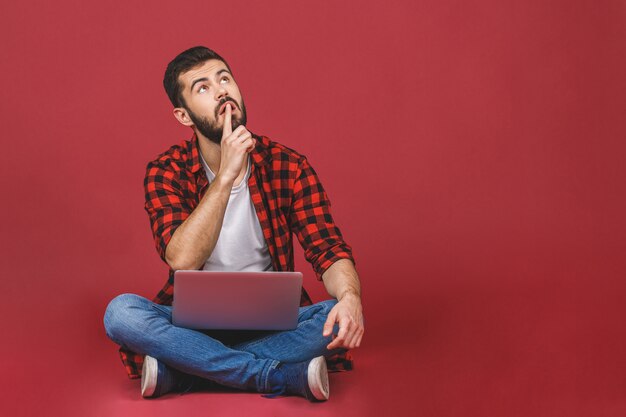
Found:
[220,77,229,84]
[198,86,207,93]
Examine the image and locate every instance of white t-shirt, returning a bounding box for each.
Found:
[199,154,273,272]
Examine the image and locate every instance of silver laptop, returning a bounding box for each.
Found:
[172,270,303,330]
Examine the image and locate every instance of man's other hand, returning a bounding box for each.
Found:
[322,293,364,350]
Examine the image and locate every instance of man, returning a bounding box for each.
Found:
[103,46,364,401]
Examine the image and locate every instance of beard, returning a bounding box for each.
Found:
[186,97,247,145]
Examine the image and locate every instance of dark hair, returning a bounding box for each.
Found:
[163,46,232,108]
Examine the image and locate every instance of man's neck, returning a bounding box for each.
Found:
[197,134,222,174]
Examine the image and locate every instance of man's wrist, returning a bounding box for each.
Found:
[213,173,235,190]
[338,289,361,302]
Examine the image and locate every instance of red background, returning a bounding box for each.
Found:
[2,1,626,416]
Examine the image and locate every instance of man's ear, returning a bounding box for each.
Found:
[173,107,194,127]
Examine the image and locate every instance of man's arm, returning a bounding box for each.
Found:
[287,156,364,350]
[321,259,365,350]
[162,104,255,270]
[164,175,233,270]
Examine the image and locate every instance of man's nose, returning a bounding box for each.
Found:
[215,86,228,101]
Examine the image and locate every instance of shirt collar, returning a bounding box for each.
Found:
[186,130,271,174]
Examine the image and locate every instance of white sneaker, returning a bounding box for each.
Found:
[307,356,330,401]
[141,355,159,397]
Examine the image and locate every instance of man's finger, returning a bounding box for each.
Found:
[356,328,364,347]
[344,324,359,349]
[238,131,252,143]
[327,334,345,350]
[343,320,360,348]
[327,317,350,350]
[246,138,257,153]
[322,309,337,337]
[352,327,364,349]
[222,103,232,138]
[224,125,248,144]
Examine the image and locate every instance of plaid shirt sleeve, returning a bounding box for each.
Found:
[289,156,355,280]
[144,161,191,262]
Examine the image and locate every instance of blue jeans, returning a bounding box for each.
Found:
[103,294,342,393]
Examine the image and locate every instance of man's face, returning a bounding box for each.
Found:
[178,59,247,144]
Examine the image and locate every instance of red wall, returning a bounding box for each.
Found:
[2,1,626,416]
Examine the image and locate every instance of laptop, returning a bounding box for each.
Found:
[172,270,303,330]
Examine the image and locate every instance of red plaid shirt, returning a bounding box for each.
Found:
[118,132,356,378]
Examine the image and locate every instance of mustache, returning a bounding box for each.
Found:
[216,97,240,117]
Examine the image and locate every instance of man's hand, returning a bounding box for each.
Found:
[322,293,365,350]
[217,103,255,183]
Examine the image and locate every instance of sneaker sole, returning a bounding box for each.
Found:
[141,355,158,398]
[307,356,330,401]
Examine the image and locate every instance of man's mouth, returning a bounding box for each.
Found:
[218,101,238,115]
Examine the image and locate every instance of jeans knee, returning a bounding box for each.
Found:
[318,299,338,315]
[103,293,144,342]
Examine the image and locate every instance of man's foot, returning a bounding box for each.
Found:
[266,356,330,401]
[141,355,194,398]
